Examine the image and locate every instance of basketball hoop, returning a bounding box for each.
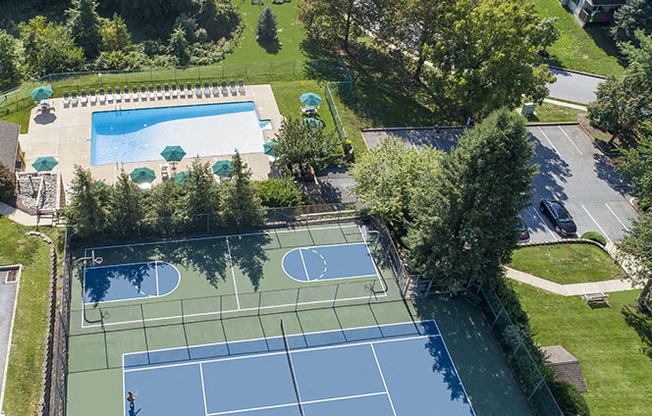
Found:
[94,256,104,265]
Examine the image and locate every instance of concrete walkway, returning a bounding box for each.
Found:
[542,98,587,111]
[0,202,40,226]
[505,267,642,296]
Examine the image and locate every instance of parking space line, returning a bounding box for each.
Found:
[605,203,630,232]
[581,205,613,243]
[532,207,559,241]
[536,127,561,155]
[557,126,583,155]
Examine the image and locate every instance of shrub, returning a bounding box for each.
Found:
[257,177,307,207]
[581,231,607,246]
[549,381,590,416]
[0,162,15,202]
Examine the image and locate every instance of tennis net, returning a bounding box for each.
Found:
[280,319,305,416]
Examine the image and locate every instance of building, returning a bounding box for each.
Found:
[0,121,25,172]
[562,0,628,24]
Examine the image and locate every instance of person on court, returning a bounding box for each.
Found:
[127,392,136,408]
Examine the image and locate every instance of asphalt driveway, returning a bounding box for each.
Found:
[547,68,604,105]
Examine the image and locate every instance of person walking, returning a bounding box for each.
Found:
[127,391,136,408]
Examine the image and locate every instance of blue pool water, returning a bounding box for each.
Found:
[91,102,271,165]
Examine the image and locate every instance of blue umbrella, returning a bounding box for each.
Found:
[300,92,322,107]
[30,86,54,101]
[130,167,156,184]
[212,160,234,177]
[263,141,279,157]
[31,156,58,172]
[160,145,186,162]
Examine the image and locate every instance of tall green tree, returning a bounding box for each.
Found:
[256,176,307,208]
[109,170,144,237]
[617,212,652,313]
[221,152,262,227]
[66,0,103,59]
[198,0,241,41]
[256,7,278,42]
[349,136,443,233]
[63,165,110,239]
[168,25,191,66]
[298,0,362,53]
[0,162,16,203]
[406,109,537,290]
[528,17,561,53]
[611,0,652,46]
[19,16,85,76]
[616,127,652,209]
[0,30,23,90]
[184,159,220,217]
[100,13,133,53]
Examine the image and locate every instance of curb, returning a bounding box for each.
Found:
[526,121,580,127]
[547,65,607,80]
[360,126,466,132]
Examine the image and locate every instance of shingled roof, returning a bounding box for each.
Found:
[0,120,20,173]
[542,345,587,392]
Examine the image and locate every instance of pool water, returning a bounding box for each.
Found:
[91,102,271,165]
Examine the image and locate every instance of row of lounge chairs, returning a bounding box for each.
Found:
[62,80,246,107]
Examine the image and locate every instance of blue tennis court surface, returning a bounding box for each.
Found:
[123,321,475,416]
[84,261,180,304]
[282,243,377,282]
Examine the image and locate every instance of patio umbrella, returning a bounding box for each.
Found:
[130,167,156,184]
[302,118,325,129]
[263,141,279,157]
[300,92,322,107]
[212,160,234,177]
[30,86,54,101]
[31,156,58,172]
[174,171,192,184]
[160,145,186,162]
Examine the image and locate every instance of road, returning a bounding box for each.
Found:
[546,68,604,105]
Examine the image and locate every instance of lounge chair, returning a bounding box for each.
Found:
[195,82,202,97]
[80,89,88,105]
[149,85,155,100]
[229,80,237,95]
[62,91,70,107]
[107,87,114,103]
[221,80,228,95]
[123,85,130,101]
[238,80,245,94]
[186,82,194,98]
[99,88,107,104]
[203,81,211,96]
[71,91,78,106]
[160,163,170,181]
[156,84,163,99]
[164,83,170,99]
[89,89,97,105]
[132,86,139,101]
[141,85,148,100]
[171,83,178,98]
[212,81,219,96]
[179,83,185,98]
[115,86,122,102]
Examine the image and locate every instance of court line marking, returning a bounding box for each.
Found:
[206,391,388,416]
[605,203,630,232]
[369,344,397,416]
[309,249,328,279]
[225,237,241,310]
[124,334,433,373]
[122,355,126,416]
[557,126,583,155]
[581,205,613,243]
[155,261,160,297]
[199,363,209,416]
[532,207,559,241]
[124,320,430,361]
[536,127,561,156]
[298,248,311,281]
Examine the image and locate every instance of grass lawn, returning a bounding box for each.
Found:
[0,219,61,416]
[224,0,306,64]
[530,0,624,76]
[509,244,626,284]
[513,284,652,416]
[524,101,585,123]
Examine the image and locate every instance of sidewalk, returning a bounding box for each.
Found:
[0,202,41,227]
[505,267,642,296]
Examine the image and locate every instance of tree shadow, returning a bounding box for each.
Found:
[158,238,230,289]
[584,24,628,68]
[84,263,153,304]
[622,306,652,360]
[257,37,282,55]
[593,151,631,195]
[227,233,271,291]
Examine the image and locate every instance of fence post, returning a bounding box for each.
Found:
[295,288,301,312]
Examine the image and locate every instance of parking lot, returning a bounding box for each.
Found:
[362,125,638,243]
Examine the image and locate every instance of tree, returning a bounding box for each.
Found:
[19,16,85,76]
[275,117,342,178]
[529,17,561,53]
[257,7,278,42]
[0,30,23,90]
[349,136,443,233]
[611,0,652,46]
[198,0,241,41]
[100,14,133,53]
[168,25,191,66]
[108,170,144,237]
[220,152,262,227]
[62,165,110,239]
[66,0,103,59]
[257,176,307,207]
[620,30,652,84]
[183,159,220,216]
[616,130,652,209]
[617,211,652,313]
[0,162,16,203]
[405,109,537,290]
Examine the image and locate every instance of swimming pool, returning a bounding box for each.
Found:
[91,102,271,165]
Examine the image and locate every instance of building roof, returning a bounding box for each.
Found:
[542,345,587,393]
[587,0,627,6]
[0,121,20,173]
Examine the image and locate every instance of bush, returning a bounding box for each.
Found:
[0,162,16,202]
[257,177,307,207]
[581,231,607,246]
[549,381,590,416]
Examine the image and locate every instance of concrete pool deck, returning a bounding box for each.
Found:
[21,84,284,187]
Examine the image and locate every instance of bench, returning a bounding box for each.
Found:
[462,289,482,307]
[582,292,609,308]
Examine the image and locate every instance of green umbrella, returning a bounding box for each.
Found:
[212,160,234,177]
[263,141,279,157]
[130,167,156,184]
[300,92,322,107]
[30,86,54,101]
[160,145,186,162]
[174,171,192,184]
[31,156,58,172]
[302,118,325,129]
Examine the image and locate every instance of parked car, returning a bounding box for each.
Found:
[515,215,530,241]
[539,198,577,237]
